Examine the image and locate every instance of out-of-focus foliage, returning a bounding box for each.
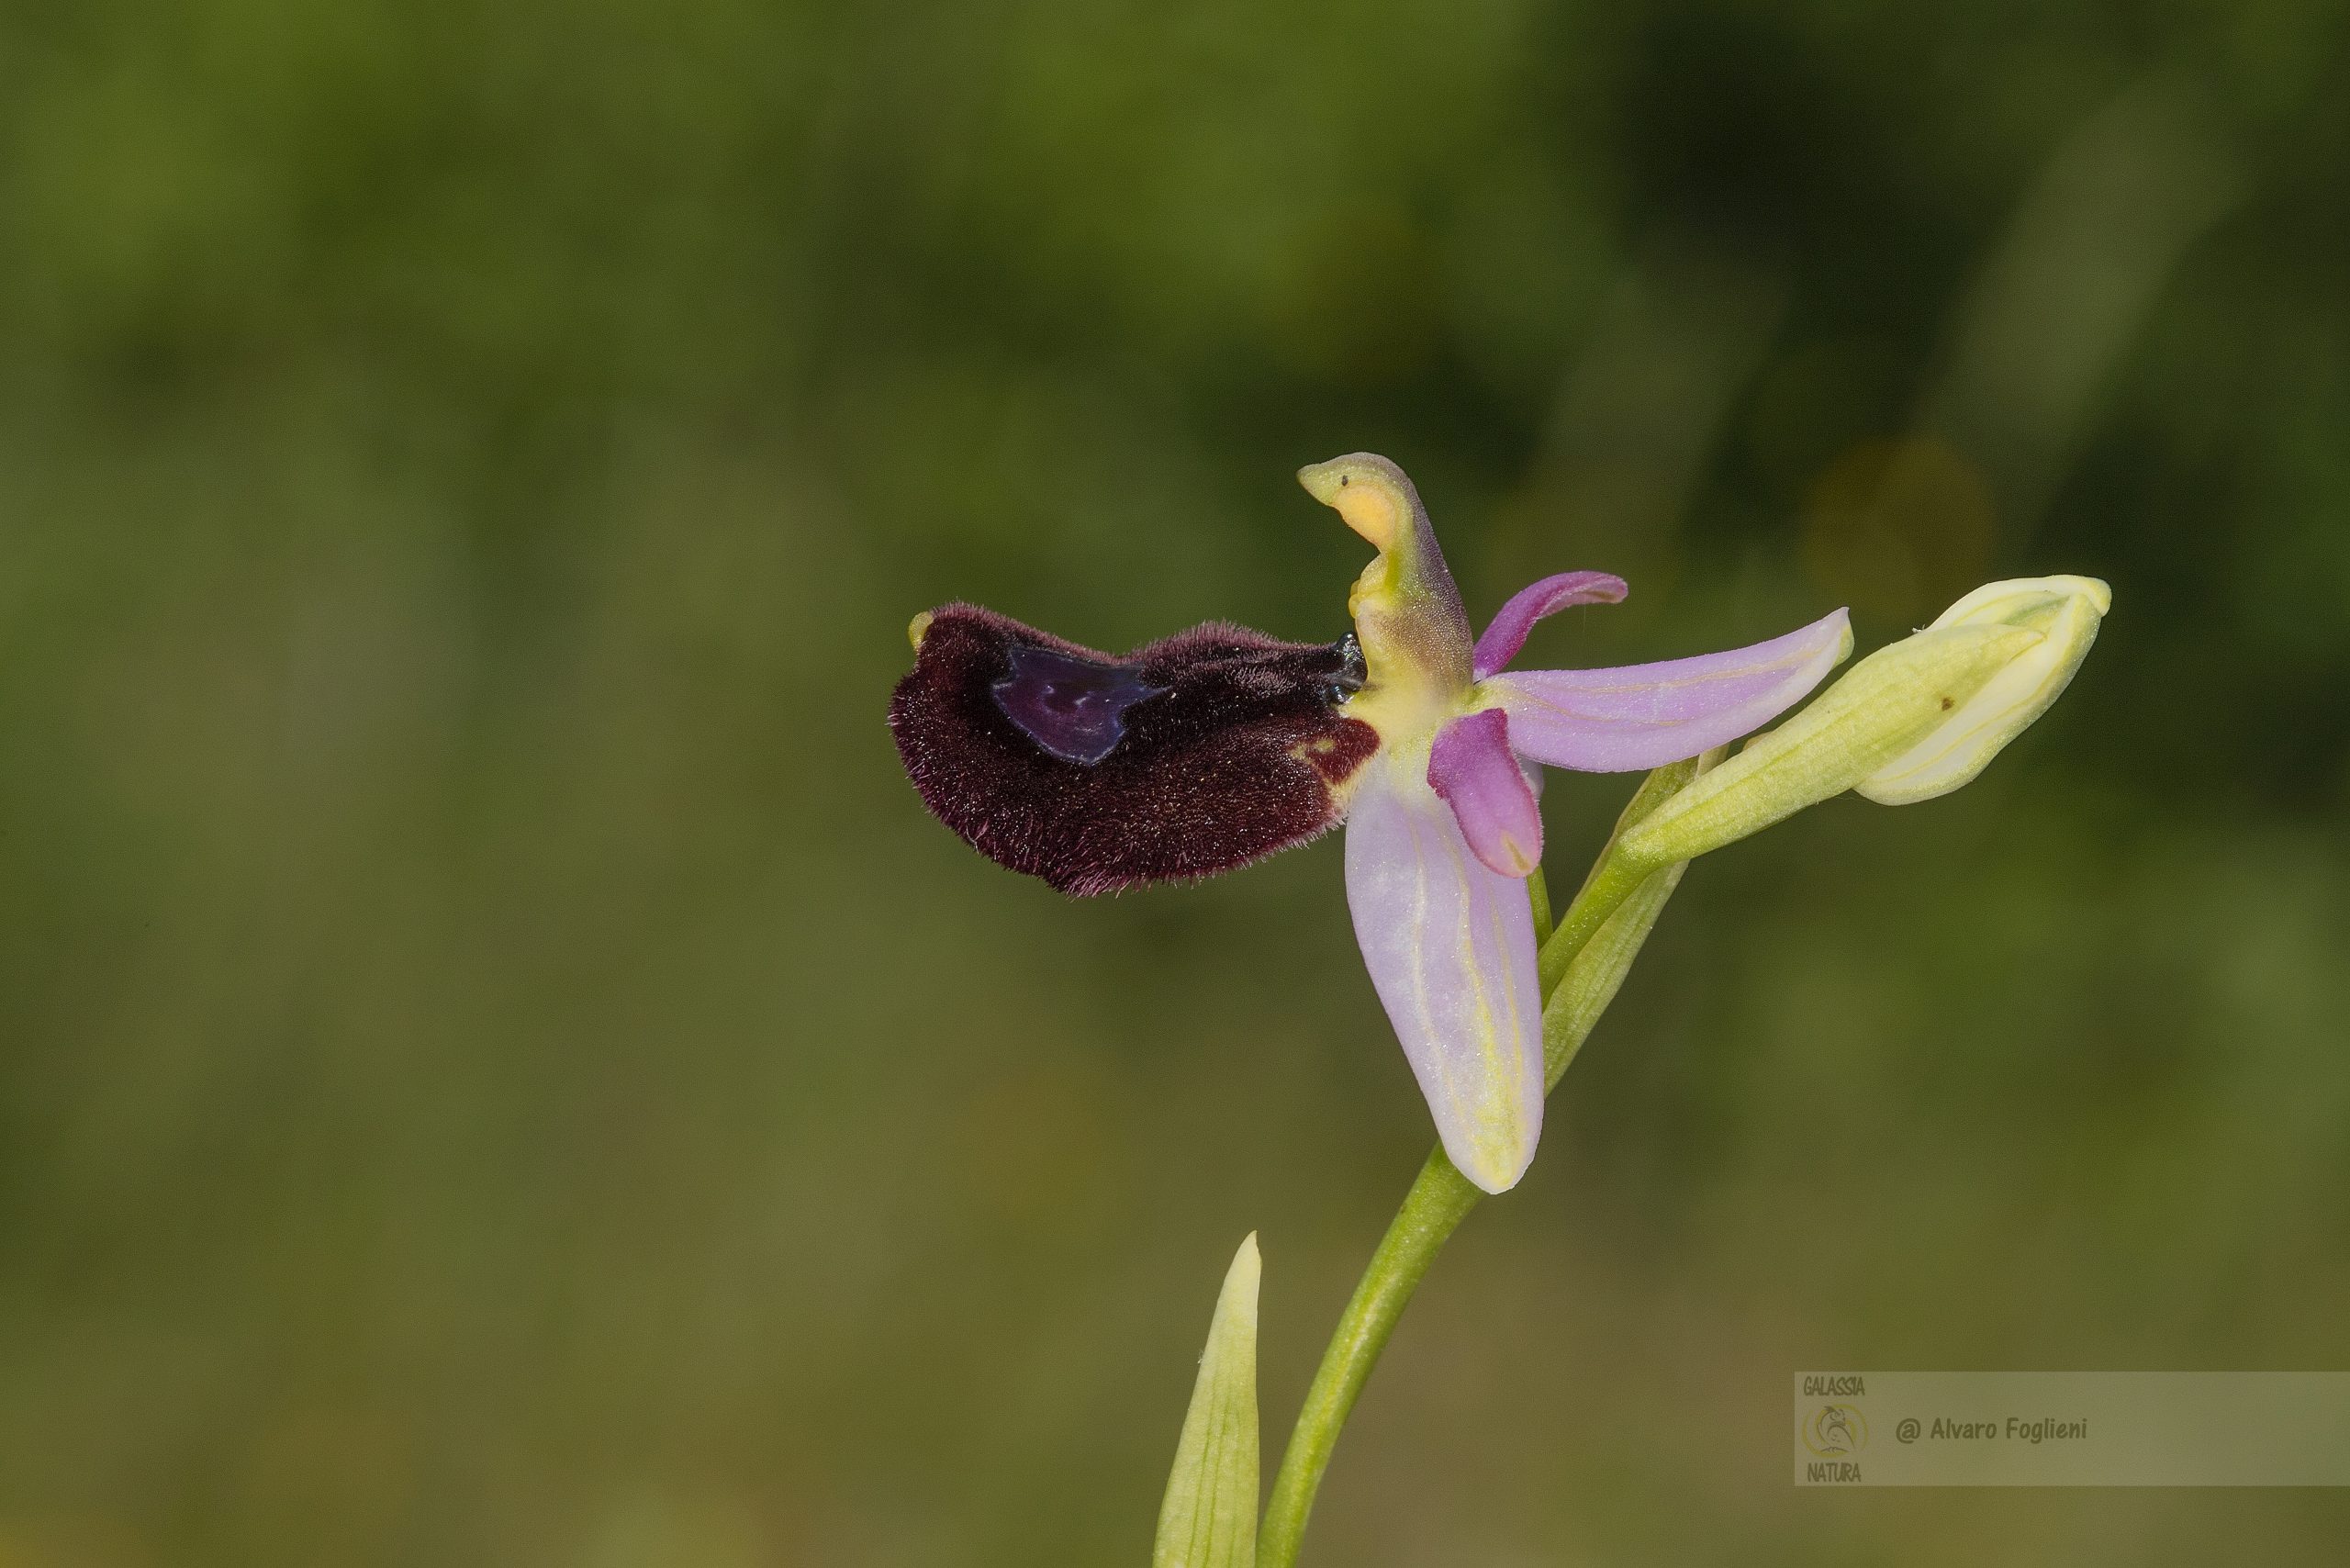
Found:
[2,1,2346,1563]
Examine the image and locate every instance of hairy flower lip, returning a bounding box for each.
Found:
[890,603,1378,896]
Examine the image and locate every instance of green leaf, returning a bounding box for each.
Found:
[1154,1235,1261,1568]
[1544,860,1687,1092]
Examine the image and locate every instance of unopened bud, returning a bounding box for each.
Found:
[1617,599,2074,866]
[1854,575,2109,804]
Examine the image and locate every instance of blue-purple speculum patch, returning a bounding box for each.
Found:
[991,644,1170,765]
[890,604,1375,895]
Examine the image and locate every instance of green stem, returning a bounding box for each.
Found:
[1256,1147,1483,1568]
[1257,867,1619,1568]
[1257,755,1717,1566]
[1536,755,1702,995]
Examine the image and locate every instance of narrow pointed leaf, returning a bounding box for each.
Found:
[1544,862,1687,1090]
[1154,1236,1261,1568]
[1537,751,1711,1006]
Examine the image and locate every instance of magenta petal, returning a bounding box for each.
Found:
[1489,608,1852,773]
[1345,756,1545,1193]
[1472,571,1629,679]
[1427,709,1543,878]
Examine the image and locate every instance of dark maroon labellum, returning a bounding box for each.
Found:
[890,604,1379,895]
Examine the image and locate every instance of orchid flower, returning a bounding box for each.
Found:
[890,454,1850,1193]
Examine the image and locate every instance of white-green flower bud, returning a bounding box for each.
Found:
[1618,615,2048,866]
[1153,1235,1259,1568]
[1854,575,2110,804]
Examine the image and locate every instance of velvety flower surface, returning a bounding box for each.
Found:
[890,454,1850,1193]
[890,606,1377,895]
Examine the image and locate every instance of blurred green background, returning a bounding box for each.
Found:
[3,1,2348,1563]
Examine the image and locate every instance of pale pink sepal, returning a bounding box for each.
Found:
[1344,755,1546,1193]
[1487,609,1852,773]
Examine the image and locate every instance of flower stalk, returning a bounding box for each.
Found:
[1257,755,1710,1568]
[1257,1148,1483,1568]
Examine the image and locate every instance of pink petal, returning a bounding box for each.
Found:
[1472,571,1629,679]
[1427,709,1543,878]
[1488,609,1852,773]
[1344,756,1545,1193]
